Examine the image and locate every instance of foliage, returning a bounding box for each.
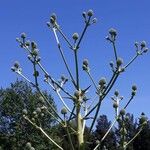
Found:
[0,80,57,150]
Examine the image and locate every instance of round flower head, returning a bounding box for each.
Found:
[72,33,79,41]
[92,18,97,24]
[26,142,32,148]
[141,41,146,48]
[99,77,106,85]
[39,96,45,103]
[14,61,20,69]
[113,102,118,108]
[61,107,67,115]
[32,49,39,56]
[21,32,26,39]
[132,85,137,91]
[117,58,123,67]
[114,90,119,96]
[120,109,126,116]
[51,13,57,21]
[83,59,89,67]
[22,109,28,115]
[30,147,35,150]
[109,28,117,37]
[36,107,41,113]
[87,9,94,17]
[31,41,37,49]
[25,40,30,47]
[82,11,86,18]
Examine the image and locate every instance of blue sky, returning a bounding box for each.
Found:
[0,0,150,121]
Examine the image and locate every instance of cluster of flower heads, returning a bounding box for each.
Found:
[22,96,47,121]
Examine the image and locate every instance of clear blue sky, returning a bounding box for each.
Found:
[0,0,150,121]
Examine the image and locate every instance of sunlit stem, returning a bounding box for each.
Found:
[56,27,73,48]
[76,16,91,49]
[124,54,138,69]
[112,41,118,62]
[93,118,117,150]
[24,116,64,150]
[52,28,77,88]
[124,127,143,148]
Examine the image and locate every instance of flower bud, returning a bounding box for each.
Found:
[36,107,41,113]
[87,9,94,17]
[143,47,148,53]
[30,147,35,150]
[11,67,16,72]
[22,109,28,115]
[14,61,20,69]
[132,85,137,91]
[113,102,118,108]
[25,40,30,47]
[109,28,117,37]
[109,61,114,67]
[117,58,123,67]
[46,22,51,27]
[120,109,126,116]
[26,142,32,148]
[72,33,79,41]
[41,113,44,117]
[141,41,146,48]
[83,59,89,67]
[114,90,119,96]
[32,49,39,56]
[61,107,67,115]
[99,77,106,85]
[21,32,26,39]
[92,18,97,24]
[82,11,86,18]
[31,41,37,49]
[51,13,57,21]
[135,42,139,47]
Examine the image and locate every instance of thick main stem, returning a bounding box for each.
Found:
[76,104,84,150]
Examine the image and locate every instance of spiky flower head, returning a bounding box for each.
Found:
[87,9,94,17]
[132,85,137,91]
[141,41,146,48]
[99,77,106,86]
[72,33,79,41]
[82,11,86,18]
[117,58,123,67]
[61,107,67,115]
[21,32,26,39]
[26,142,32,148]
[22,109,28,115]
[114,90,119,97]
[36,107,41,113]
[120,109,126,116]
[14,61,20,69]
[31,41,37,49]
[113,102,118,108]
[109,28,117,37]
[83,59,89,67]
[92,18,97,24]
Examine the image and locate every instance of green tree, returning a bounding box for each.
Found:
[0,80,58,150]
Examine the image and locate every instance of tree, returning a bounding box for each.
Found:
[0,80,57,150]
[11,9,149,150]
[94,115,117,150]
[133,114,150,150]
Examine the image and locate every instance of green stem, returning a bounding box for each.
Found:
[74,50,79,90]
